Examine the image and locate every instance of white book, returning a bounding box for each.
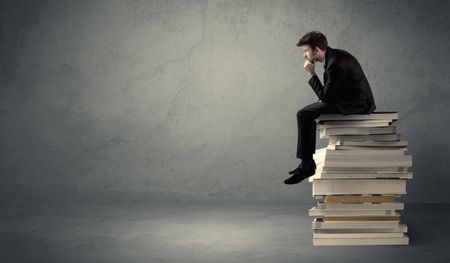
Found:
[313,224,407,233]
[320,126,396,138]
[328,134,401,144]
[320,166,410,173]
[309,171,413,180]
[313,152,412,172]
[324,148,407,156]
[324,154,411,161]
[318,120,391,129]
[320,156,412,168]
[309,207,397,216]
[313,235,409,246]
[335,140,408,147]
[314,147,410,160]
[311,218,400,229]
[313,232,405,239]
[328,145,407,150]
[318,112,398,122]
[312,179,407,195]
[316,202,404,210]
[316,146,407,156]
[313,195,403,202]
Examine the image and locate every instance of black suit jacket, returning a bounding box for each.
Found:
[308,46,376,115]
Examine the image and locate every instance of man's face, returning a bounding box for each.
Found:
[301,45,316,63]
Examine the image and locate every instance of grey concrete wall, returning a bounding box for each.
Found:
[1,0,450,204]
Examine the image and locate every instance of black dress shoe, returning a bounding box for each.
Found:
[288,167,298,175]
[284,168,315,185]
[288,159,316,174]
[284,159,316,185]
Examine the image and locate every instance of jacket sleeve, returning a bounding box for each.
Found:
[308,64,346,103]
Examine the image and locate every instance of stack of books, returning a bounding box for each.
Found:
[308,112,412,246]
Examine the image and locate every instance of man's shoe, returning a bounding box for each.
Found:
[284,159,316,185]
[284,168,315,185]
[288,159,316,174]
[288,167,298,175]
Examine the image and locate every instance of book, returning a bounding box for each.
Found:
[327,144,407,150]
[309,207,398,216]
[311,218,400,229]
[320,166,410,173]
[318,112,398,122]
[318,120,391,129]
[316,201,404,210]
[323,148,407,156]
[324,155,410,161]
[319,158,412,168]
[313,235,409,246]
[323,214,401,221]
[328,134,401,144]
[312,179,407,195]
[313,223,407,232]
[313,149,412,170]
[323,195,397,204]
[310,171,413,180]
[320,126,396,138]
[313,232,405,239]
[335,140,408,147]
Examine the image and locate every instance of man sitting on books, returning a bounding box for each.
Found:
[284,31,376,185]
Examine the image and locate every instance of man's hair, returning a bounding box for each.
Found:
[296,31,328,51]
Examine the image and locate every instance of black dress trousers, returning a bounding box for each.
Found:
[296,101,340,159]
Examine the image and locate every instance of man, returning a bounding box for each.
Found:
[284,31,376,185]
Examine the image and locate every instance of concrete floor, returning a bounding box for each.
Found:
[1,203,449,263]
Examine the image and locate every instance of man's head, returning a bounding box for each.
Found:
[297,31,328,63]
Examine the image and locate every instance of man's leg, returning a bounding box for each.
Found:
[296,101,340,159]
[285,102,340,185]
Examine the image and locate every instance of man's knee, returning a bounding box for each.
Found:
[297,107,312,118]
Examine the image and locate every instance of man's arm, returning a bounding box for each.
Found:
[308,64,346,103]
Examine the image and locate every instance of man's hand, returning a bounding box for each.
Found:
[303,60,316,77]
